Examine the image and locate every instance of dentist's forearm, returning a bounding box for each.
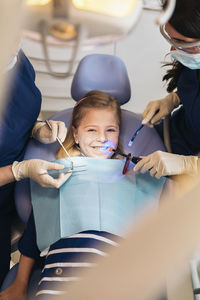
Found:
[0,165,15,186]
[14,255,35,289]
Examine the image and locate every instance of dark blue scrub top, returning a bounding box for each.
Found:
[156,66,200,156]
[0,50,41,213]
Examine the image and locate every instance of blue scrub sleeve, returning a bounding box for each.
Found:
[177,66,200,134]
[163,66,200,155]
[18,210,40,260]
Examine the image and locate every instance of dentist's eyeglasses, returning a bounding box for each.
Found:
[160,25,200,53]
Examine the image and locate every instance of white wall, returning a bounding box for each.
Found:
[117,9,170,113]
[22,9,170,114]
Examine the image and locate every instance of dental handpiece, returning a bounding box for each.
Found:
[128,124,144,147]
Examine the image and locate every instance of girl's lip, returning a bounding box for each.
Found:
[92,146,106,151]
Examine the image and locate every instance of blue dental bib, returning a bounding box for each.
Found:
[30,157,165,251]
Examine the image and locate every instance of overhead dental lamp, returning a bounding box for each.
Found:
[155,0,176,25]
[23,0,176,78]
[24,0,176,40]
[25,0,143,39]
[23,0,143,77]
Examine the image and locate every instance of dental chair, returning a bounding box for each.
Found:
[1,54,167,297]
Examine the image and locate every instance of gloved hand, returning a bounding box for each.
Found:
[134,151,198,178]
[32,120,67,144]
[12,159,72,188]
[142,92,180,127]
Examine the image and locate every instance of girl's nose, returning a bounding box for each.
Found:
[97,131,107,142]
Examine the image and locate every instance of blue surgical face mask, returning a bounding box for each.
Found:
[170,49,200,70]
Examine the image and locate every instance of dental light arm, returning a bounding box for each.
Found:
[39,20,88,78]
[155,0,176,25]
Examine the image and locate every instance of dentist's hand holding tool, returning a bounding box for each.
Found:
[32,119,67,144]
[12,119,71,188]
[134,150,198,178]
[12,159,72,188]
[142,92,180,127]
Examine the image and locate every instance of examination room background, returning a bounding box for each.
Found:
[7,5,195,300]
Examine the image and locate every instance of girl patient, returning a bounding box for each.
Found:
[0,90,164,299]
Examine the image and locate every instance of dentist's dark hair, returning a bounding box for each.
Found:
[162,0,200,38]
[161,0,200,92]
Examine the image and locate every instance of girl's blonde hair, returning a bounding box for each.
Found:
[57,90,123,159]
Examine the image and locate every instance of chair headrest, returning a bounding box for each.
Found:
[71,54,131,105]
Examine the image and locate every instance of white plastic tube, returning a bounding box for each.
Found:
[155,0,176,25]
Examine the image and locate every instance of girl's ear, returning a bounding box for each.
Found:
[72,126,78,144]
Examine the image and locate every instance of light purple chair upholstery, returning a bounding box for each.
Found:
[2,54,166,295]
[71,54,131,104]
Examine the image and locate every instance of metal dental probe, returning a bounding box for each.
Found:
[45,119,73,166]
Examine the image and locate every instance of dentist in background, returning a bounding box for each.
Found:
[135,0,200,179]
[0,42,68,286]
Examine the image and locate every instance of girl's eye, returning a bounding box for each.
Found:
[87,129,96,132]
[107,128,117,132]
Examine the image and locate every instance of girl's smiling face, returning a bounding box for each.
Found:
[72,108,119,158]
